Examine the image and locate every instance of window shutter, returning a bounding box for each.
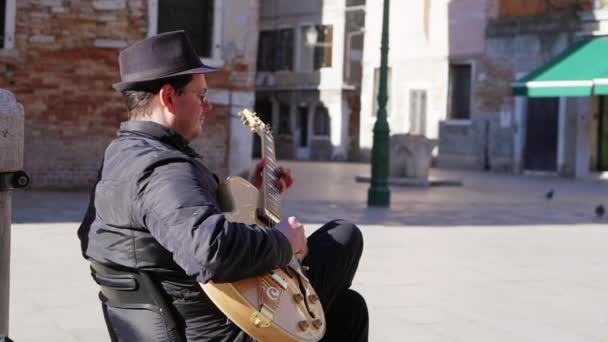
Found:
[281,29,294,71]
[257,31,276,71]
[409,90,427,135]
[314,25,332,69]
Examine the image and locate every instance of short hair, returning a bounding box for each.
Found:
[124,74,193,119]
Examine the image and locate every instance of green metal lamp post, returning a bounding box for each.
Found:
[367,0,391,207]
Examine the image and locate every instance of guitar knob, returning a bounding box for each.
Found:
[298,320,309,331]
[312,319,323,329]
[308,294,319,304]
[293,293,304,303]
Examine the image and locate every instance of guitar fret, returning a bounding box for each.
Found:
[266,199,280,208]
[266,198,280,209]
[255,124,281,222]
[266,197,281,209]
[265,200,279,210]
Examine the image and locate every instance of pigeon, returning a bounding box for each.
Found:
[595,204,605,218]
[545,190,554,200]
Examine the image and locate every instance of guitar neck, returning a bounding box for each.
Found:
[260,128,281,224]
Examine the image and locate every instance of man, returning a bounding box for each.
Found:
[78,30,368,342]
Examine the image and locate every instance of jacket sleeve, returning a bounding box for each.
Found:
[133,157,292,283]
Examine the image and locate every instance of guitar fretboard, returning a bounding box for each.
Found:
[261,128,281,223]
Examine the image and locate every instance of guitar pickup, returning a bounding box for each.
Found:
[255,208,280,227]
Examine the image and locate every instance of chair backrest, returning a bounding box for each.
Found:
[89,260,185,342]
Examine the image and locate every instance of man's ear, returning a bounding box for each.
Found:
[159,84,175,112]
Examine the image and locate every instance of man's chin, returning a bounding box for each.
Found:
[191,127,203,140]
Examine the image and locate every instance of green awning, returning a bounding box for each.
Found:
[512,37,608,97]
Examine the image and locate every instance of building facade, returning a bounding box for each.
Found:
[255,0,365,161]
[0,0,258,189]
[439,0,608,178]
[358,0,490,162]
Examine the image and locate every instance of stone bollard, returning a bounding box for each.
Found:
[0,89,26,338]
[389,134,435,179]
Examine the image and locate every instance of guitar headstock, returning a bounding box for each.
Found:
[239,109,267,136]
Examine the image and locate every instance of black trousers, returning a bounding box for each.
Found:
[102,220,368,342]
[303,220,369,342]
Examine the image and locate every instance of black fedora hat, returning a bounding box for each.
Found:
[113,30,216,92]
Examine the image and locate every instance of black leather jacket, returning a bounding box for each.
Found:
[78,120,292,284]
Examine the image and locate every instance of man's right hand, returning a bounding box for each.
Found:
[275,216,308,260]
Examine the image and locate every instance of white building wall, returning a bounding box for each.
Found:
[359,0,450,150]
[320,0,348,157]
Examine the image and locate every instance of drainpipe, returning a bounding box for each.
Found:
[0,89,29,339]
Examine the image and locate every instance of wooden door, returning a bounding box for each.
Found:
[524,97,558,171]
[599,97,608,171]
[295,104,310,159]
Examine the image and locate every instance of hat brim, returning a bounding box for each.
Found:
[112,65,217,92]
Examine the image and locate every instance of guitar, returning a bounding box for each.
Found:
[200,109,326,342]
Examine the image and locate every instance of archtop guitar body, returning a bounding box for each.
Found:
[200,109,325,342]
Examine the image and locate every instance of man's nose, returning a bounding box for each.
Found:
[203,101,213,112]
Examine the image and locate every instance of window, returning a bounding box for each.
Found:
[158,0,214,57]
[448,64,472,119]
[257,28,294,72]
[300,25,333,71]
[314,104,330,136]
[372,67,391,117]
[276,29,294,71]
[0,0,15,50]
[409,90,427,135]
[149,0,221,61]
[257,31,275,72]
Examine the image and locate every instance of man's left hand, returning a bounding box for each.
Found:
[249,160,294,193]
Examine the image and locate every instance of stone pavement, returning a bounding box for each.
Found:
[6,161,608,341]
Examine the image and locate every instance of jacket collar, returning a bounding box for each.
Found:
[118,121,199,157]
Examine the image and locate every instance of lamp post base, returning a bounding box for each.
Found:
[367,187,391,207]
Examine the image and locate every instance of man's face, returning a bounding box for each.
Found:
[172,74,213,141]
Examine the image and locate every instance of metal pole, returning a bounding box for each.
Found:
[0,191,10,336]
[367,0,391,207]
[0,90,25,338]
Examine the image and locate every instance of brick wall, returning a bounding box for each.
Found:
[0,1,141,189]
[190,104,230,179]
[499,0,592,17]
[0,0,248,189]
